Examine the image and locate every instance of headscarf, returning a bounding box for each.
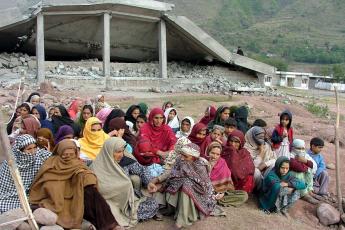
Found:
[29,139,97,229]
[0,135,51,213]
[79,117,109,160]
[164,108,180,130]
[162,101,173,111]
[36,128,55,150]
[108,117,136,149]
[138,102,148,116]
[180,142,200,158]
[76,104,94,130]
[244,126,276,169]
[165,155,215,215]
[103,109,126,133]
[234,106,249,134]
[90,137,140,227]
[199,105,216,126]
[273,156,290,177]
[208,142,234,193]
[291,139,317,174]
[33,104,53,131]
[221,130,255,191]
[96,108,112,127]
[52,105,80,136]
[67,100,82,120]
[136,108,176,154]
[207,106,230,130]
[125,105,140,126]
[22,116,41,138]
[54,125,74,145]
[176,116,195,138]
[26,92,40,103]
[188,122,207,147]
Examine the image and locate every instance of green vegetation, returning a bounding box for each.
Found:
[320,64,345,82]
[168,0,345,76]
[305,102,329,118]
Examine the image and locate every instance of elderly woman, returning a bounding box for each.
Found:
[79,117,109,160]
[207,142,248,207]
[0,135,51,213]
[29,139,119,229]
[135,108,176,165]
[221,130,255,193]
[157,143,216,229]
[244,126,277,190]
[259,156,306,215]
[91,137,159,228]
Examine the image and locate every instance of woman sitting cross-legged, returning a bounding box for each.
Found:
[91,137,160,228]
[207,142,248,207]
[29,139,120,230]
[149,142,216,229]
[259,156,306,216]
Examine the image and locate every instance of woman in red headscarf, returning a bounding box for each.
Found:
[199,106,216,126]
[134,108,176,165]
[221,130,255,193]
[188,123,208,148]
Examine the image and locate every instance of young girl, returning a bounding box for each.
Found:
[176,117,194,139]
[271,110,294,157]
[259,156,306,215]
[200,125,225,158]
[164,108,180,133]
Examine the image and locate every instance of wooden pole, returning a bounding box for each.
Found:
[0,113,39,229]
[334,86,343,214]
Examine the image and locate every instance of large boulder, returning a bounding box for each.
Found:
[316,203,341,226]
[33,208,58,226]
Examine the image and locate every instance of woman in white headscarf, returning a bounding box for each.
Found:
[164,107,180,133]
[176,116,195,139]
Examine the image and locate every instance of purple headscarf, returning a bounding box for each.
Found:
[54,125,74,145]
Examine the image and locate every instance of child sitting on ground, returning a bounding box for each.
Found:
[307,137,329,196]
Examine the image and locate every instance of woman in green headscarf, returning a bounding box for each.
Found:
[259,156,306,214]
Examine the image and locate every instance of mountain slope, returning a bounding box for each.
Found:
[164,0,345,68]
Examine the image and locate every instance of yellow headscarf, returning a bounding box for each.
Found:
[79,117,109,160]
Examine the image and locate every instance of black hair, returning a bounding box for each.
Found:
[134,114,147,132]
[20,103,31,112]
[310,137,324,147]
[181,118,191,125]
[252,119,267,128]
[224,118,237,127]
[82,104,94,116]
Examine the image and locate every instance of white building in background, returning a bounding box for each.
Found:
[275,71,312,89]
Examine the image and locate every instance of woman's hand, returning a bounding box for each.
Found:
[280,182,289,187]
[148,182,158,193]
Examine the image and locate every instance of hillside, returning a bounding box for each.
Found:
[164,0,345,73]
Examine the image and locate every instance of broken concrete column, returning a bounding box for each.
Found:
[158,19,167,79]
[103,12,111,89]
[36,13,45,83]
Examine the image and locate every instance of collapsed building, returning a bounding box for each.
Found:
[0,0,275,92]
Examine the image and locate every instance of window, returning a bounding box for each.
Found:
[302,78,308,84]
[265,76,272,83]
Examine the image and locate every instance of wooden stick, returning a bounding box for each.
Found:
[0,113,39,229]
[334,86,343,214]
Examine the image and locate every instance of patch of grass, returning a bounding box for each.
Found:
[305,102,330,118]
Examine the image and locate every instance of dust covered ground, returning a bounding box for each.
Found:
[1,86,345,230]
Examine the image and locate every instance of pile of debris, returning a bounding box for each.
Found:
[0,52,36,74]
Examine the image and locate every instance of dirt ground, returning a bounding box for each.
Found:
[1,86,345,230]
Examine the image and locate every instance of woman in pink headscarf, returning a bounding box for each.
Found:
[67,99,82,120]
[96,108,112,127]
[134,108,176,165]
